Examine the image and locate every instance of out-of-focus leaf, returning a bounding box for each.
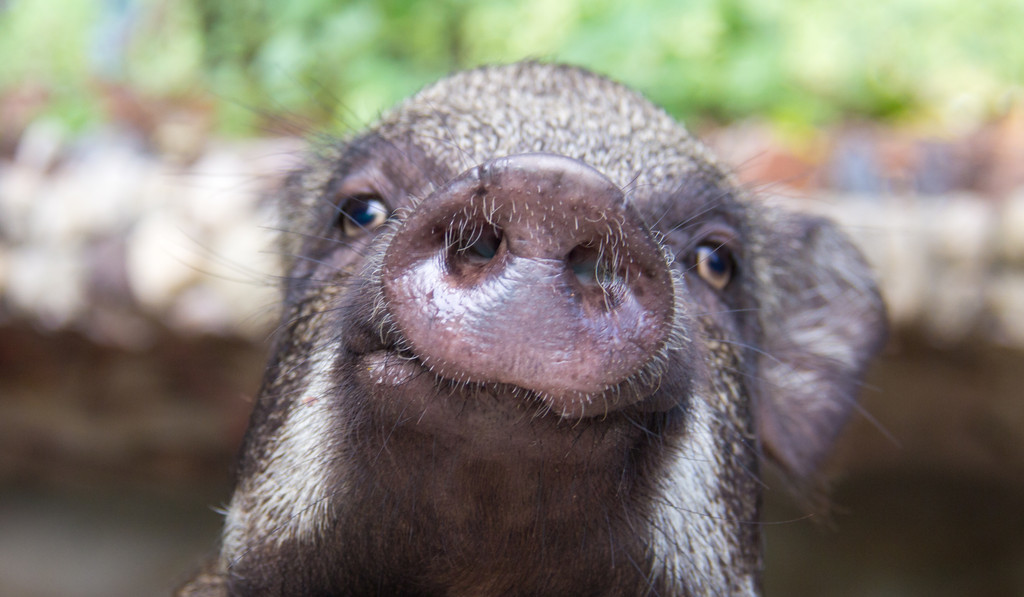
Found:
[1,0,1021,136]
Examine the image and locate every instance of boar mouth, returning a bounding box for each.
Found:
[357,340,683,421]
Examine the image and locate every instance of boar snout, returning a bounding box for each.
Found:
[382,153,676,417]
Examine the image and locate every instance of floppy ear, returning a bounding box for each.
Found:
[750,209,888,480]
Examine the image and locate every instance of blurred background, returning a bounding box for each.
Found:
[1,0,1023,595]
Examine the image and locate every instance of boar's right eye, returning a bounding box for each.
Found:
[337,195,390,237]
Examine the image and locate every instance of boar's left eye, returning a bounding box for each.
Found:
[337,195,390,237]
[693,242,735,291]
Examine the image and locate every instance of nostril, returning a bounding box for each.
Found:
[567,244,626,312]
[466,227,502,262]
[568,245,597,283]
[568,244,613,287]
[447,224,504,275]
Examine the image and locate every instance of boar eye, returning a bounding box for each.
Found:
[337,195,390,237]
[693,242,735,290]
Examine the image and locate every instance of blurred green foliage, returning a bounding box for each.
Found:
[1,0,1022,136]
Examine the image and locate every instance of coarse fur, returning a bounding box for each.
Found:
[178,62,886,596]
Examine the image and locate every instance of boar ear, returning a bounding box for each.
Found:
[751,210,887,480]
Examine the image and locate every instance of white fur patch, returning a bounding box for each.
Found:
[649,393,758,596]
[221,345,343,564]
